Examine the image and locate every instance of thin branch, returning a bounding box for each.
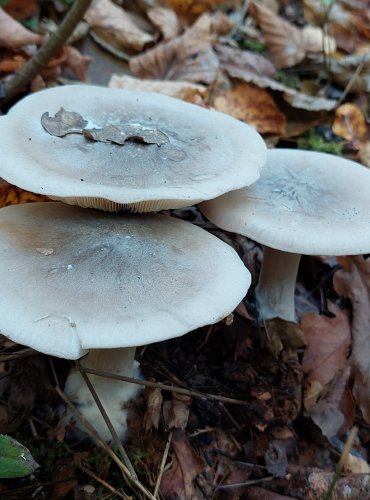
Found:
[77,366,249,406]
[79,463,130,500]
[1,0,93,105]
[154,431,173,498]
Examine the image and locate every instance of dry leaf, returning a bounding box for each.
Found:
[108,74,207,104]
[62,45,91,81]
[143,387,163,431]
[306,366,351,438]
[41,108,88,137]
[147,6,181,40]
[163,393,192,430]
[84,0,154,54]
[283,91,337,111]
[0,8,44,49]
[250,1,305,68]
[160,429,205,499]
[3,0,38,21]
[163,0,240,24]
[216,43,276,78]
[358,141,370,168]
[84,124,170,146]
[130,13,219,83]
[0,179,49,207]
[332,103,367,146]
[334,256,370,423]
[213,82,286,135]
[301,304,351,392]
[328,52,370,93]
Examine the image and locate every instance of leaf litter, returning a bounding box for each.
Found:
[2,0,370,498]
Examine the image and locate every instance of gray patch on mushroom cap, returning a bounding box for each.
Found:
[0,85,266,210]
[199,149,370,255]
[0,203,250,359]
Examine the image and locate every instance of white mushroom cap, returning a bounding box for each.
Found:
[0,85,266,212]
[0,203,250,359]
[200,148,370,255]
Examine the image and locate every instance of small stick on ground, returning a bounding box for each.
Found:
[78,463,130,500]
[154,430,173,498]
[77,366,249,406]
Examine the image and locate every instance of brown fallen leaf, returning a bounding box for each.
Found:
[213,82,286,135]
[3,0,38,21]
[306,365,351,438]
[216,43,276,78]
[163,0,240,24]
[301,303,351,400]
[332,103,367,147]
[143,388,163,431]
[334,256,370,423]
[0,179,50,207]
[160,429,205,499]
[163,393,192,430]
[84,0,154,54]
[250,1,305,68]
[108,74,207,104]
[62,45,91,81]
[147,6,181,40]
[250,2,334,69]
[0,7,45,49]
[130,13,219,84]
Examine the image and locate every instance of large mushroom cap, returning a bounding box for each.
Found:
[200,148,370,255]
[0,85,266,212]
[0,203,250,359]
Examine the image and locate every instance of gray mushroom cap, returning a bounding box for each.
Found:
[0,203,250,359]
[0,85,266,212]
[200,148,370,255]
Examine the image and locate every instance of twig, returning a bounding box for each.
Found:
[154,431,173,498]
[0,348,37,361]
[336,58,366,108]
[79,463,130,500]
[78,366,138,480]
[77,366,249,406]
[56,386,156,500]
[1,0,93,105]
[214,477,273,491]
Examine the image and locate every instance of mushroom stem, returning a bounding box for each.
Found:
[255,247,301,322]
[64,347,141,441]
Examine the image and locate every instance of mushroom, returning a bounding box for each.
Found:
[0,85,266,212]
[0,202,251,439]
[199,148,370,322]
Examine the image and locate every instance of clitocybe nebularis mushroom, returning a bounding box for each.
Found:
[0,202,251,439]
[199,148,370,323]
[0,85,266,212]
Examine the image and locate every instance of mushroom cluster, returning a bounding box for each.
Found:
[0,85,266,440]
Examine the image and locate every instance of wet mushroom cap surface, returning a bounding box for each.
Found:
[0,203,250,359]
[200,148,370,255]
[0,85,266,211]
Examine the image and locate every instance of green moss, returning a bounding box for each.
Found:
[239,39,267,53]
[297,129,343,155]
[274,70,300,90]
